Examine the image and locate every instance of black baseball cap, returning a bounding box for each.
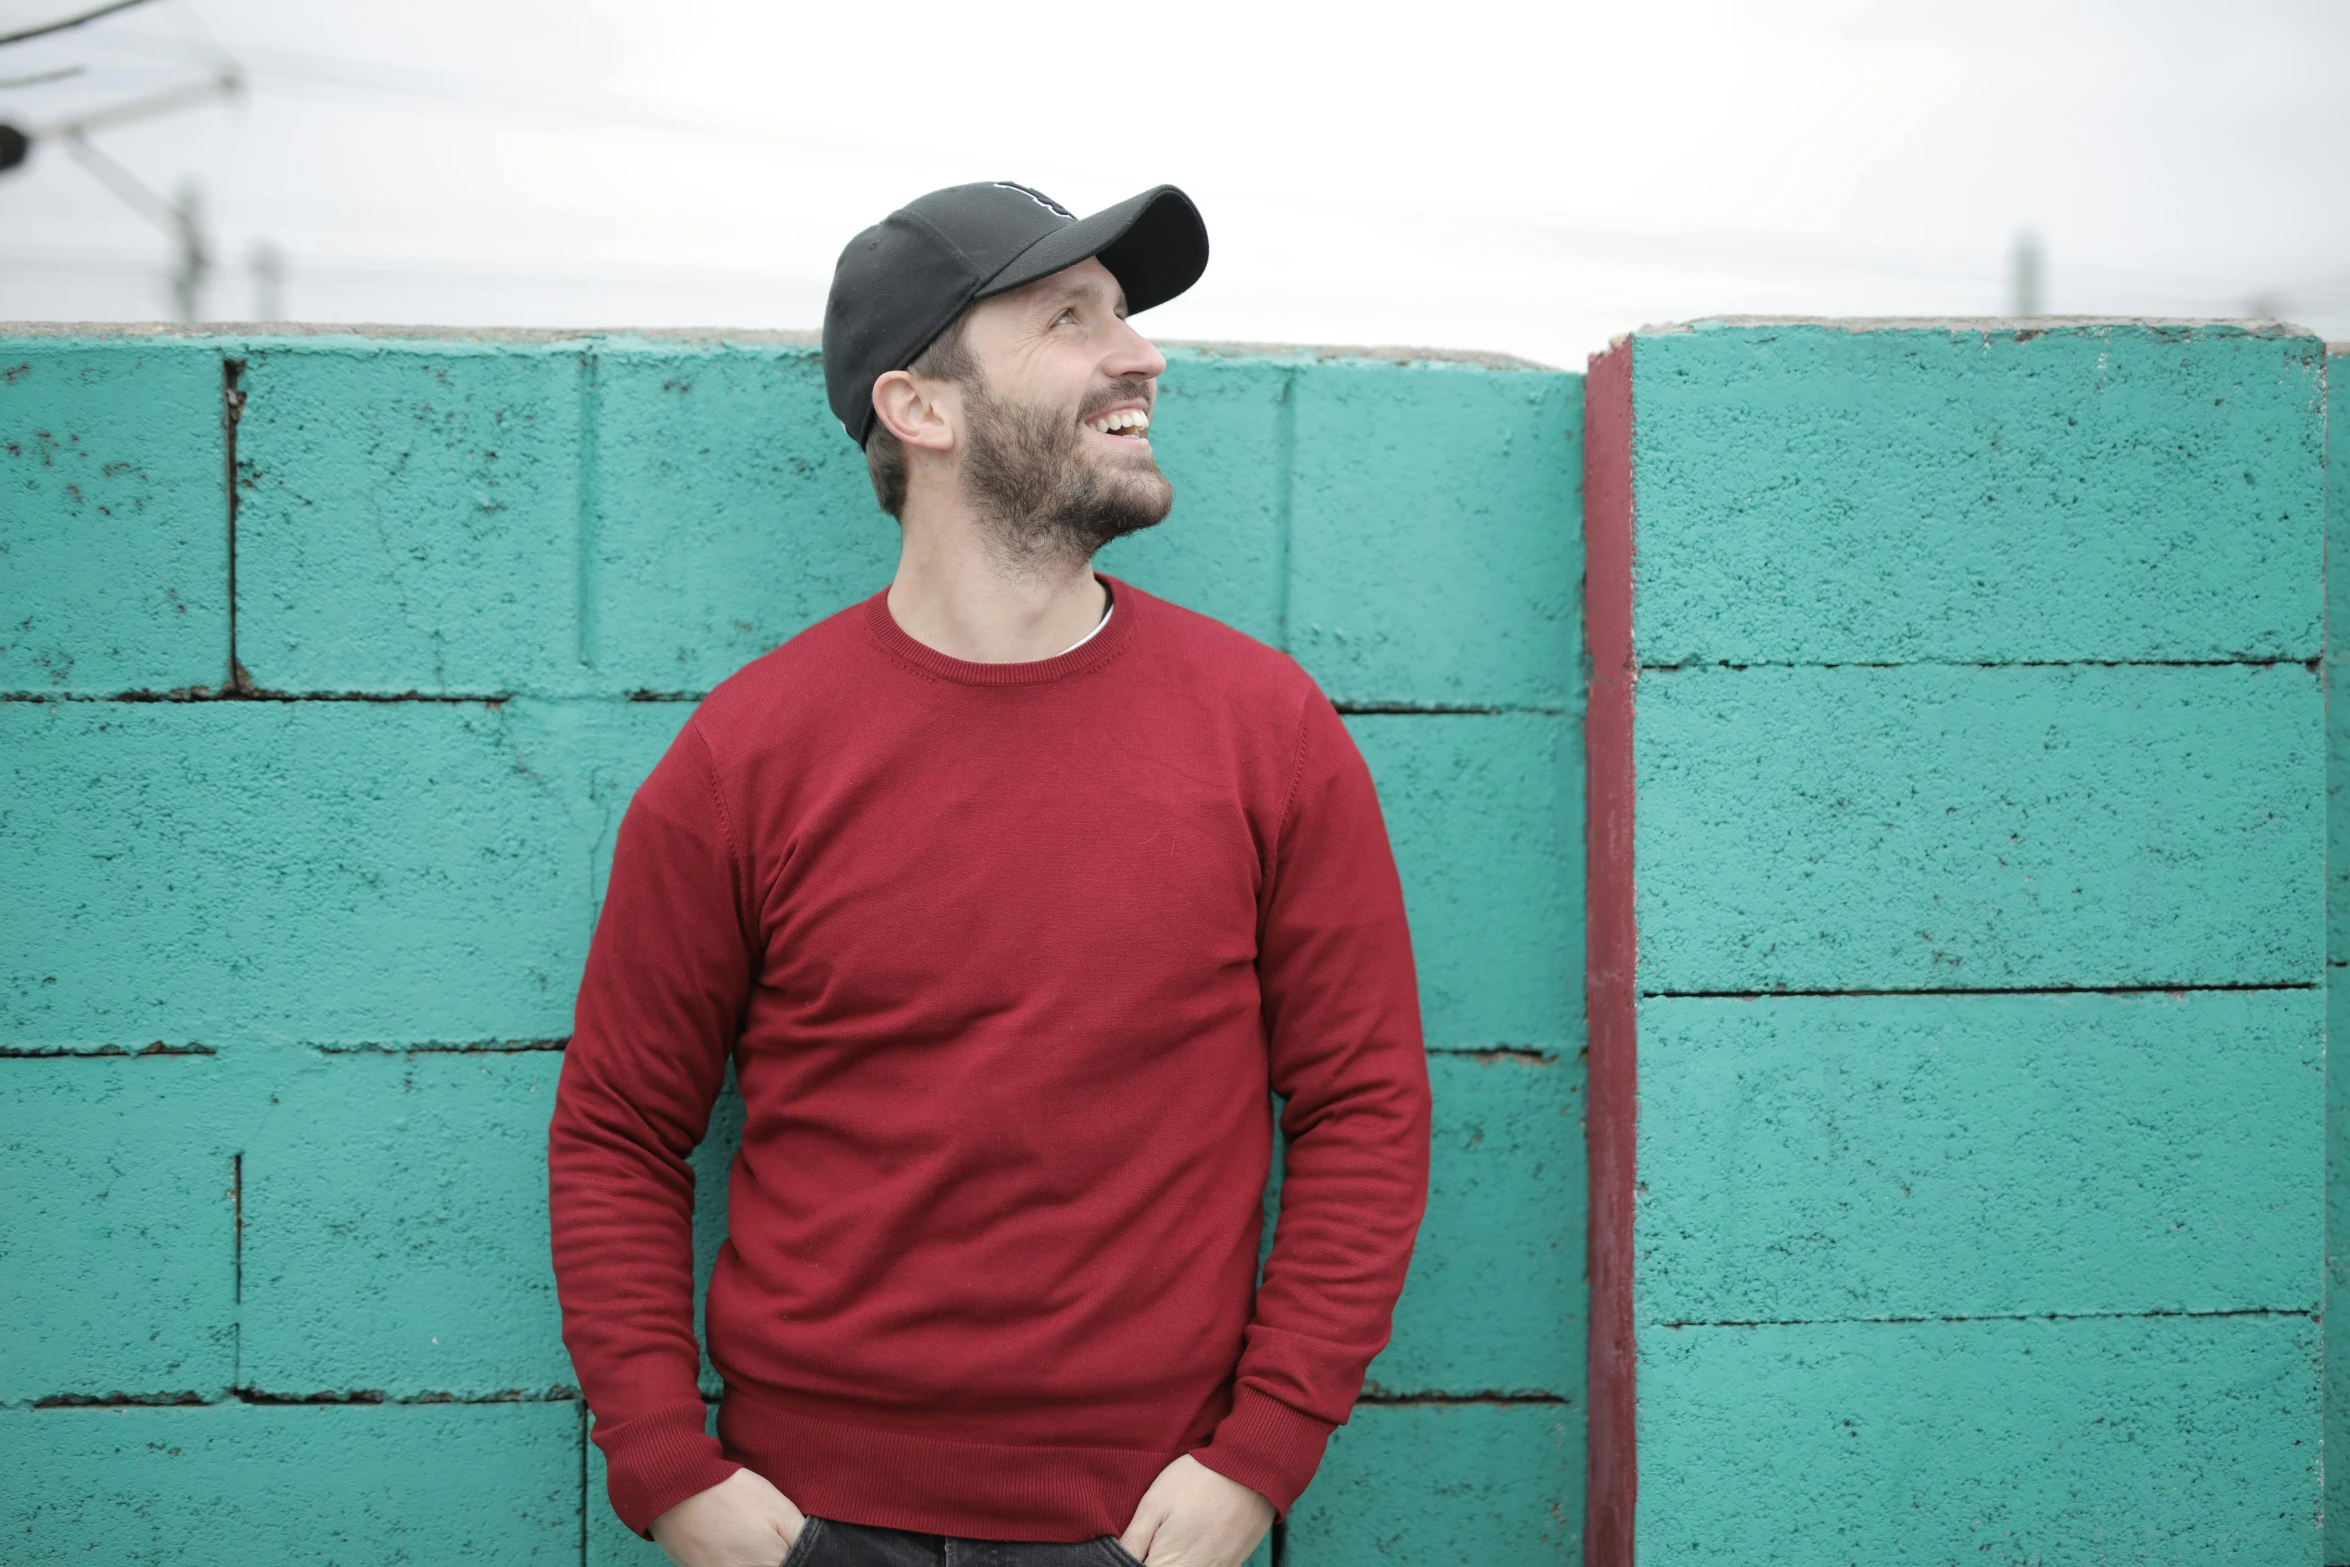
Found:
[822,181,1209,445]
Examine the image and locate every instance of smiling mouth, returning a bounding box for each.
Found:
[1083,408,1151,438]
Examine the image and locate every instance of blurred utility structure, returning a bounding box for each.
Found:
[0,1,247,321]
[248,238,283,321]
[2010,230,2045,315]
[167,178,206,319]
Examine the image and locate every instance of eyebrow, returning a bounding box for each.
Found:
[1036,276,1127,313]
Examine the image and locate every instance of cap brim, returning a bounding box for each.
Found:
[976,184,1208,315]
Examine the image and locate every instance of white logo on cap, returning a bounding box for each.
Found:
[995,183,1074,219]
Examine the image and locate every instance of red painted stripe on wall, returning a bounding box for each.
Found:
[1582,337,1638,1567]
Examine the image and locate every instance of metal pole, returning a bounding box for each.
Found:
[169,179,208,322]
[249,239,284,321]
[2010,230,2044,317]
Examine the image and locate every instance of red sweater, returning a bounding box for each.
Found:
[549,577,1431,1541]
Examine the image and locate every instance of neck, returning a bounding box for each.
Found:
[888,488,1107,663]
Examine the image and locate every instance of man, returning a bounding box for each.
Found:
[549,181,1432,1567]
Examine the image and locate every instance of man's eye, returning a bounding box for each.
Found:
[1054,309,1077,326]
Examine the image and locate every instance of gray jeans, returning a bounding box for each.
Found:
[783,1516,1146,1567]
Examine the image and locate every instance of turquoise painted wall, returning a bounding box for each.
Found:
[0,330,1587,1564]
[1623,321,2329,1563]
[15,316,2327,1565]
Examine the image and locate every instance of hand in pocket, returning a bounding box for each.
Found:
[650,1469,810,1567]
[1115,1455,1274,1567]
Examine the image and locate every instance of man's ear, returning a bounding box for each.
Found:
[872,370,958,453]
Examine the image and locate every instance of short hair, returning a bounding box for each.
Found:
[862,310,978,519]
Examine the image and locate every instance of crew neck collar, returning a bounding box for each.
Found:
[864,573,1141,687]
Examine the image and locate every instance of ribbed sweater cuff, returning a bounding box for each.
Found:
[1187,1386,1339,1517]
[598,1408,743,1539]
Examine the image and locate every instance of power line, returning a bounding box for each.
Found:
[30,68,238,136]
[0,63,85,87]
[0,244,825,293]
[0,0,157,50]
[76,31,921,168]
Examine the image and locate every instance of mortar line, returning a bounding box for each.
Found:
[220,358,249,693]
[575,349,602,672]
[1332,701,1567,716]
[1648,981,2318,999]
[311,1038,569,1055]
[1425,1045,1564,1063]
[1657,1306,2313,1329]
[3,689,518,705]
[0,1043,215,1058]
[578,1399,591,1567]
[1272,366,1296,652]
[1355,1391,1572,1405]
[230,1152,243,1383]
[1639,655,2321,672]
[20,1390,587,1418]
[194,1385,583,1405]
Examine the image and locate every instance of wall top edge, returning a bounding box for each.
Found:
[0,321,826,344]
[1165,340,1560,371]
[1636,314,2322,339]
[0,323,1561,371]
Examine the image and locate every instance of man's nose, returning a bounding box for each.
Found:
[1107,317,1168,382]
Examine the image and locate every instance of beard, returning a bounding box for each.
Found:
[957,374,1175,572]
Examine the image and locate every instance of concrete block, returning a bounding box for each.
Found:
[1630,323,2328,665]
[1346,713,1580,1051]
[234,342,586,694]
[586,343,892,693]
[1289,359,1581,709]
[0,1400,582,1564]
[1096,351,1289,646]
[1637,989,2322,1324]
[239,1049,570,1396]
[1368,1051,1582,1397]
[1,697,686,1048]
[0,340,229,694]
[1284,1402,1579,1565]
[1636,662,2323,992]
[230,342,1321,698]
[0,1055,243,1402]
[1638,1314,2321,1564]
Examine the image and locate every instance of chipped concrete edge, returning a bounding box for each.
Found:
[1637,314,2324,339]
[1161,340,1558,371]
[0,321,1561,370]
[0,321,827,345]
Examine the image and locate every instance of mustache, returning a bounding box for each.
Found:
[1076,378,1155,423]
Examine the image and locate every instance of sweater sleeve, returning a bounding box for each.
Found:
[549,719,754,1537]
[1189,691,1434,1515]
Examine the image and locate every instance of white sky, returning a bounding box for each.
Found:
[0,0,2344,366]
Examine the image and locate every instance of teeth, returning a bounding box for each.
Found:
[1086,408,1150,435]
